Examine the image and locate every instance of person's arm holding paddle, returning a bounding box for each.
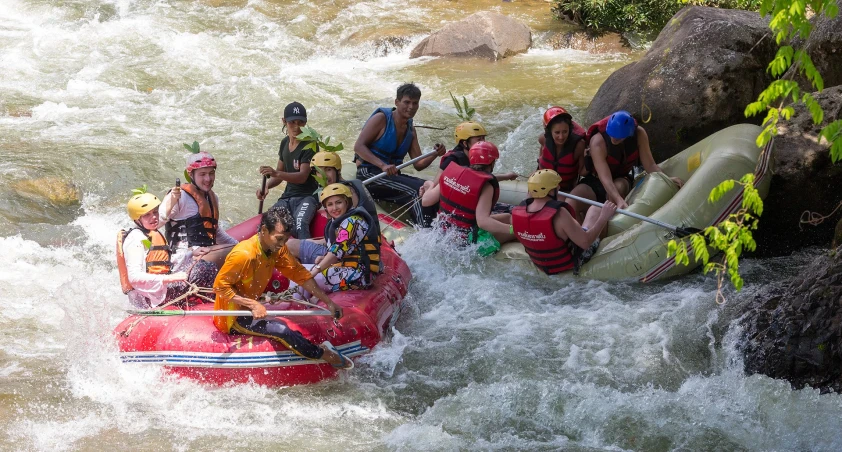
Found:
[256,159,285,200]
[558,201,617,250]
[589,134,629,209]
[354,111,398,175]
[407,129,446,171]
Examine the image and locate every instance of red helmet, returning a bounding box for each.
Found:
[543,106,572,128]
[469,141,499,165]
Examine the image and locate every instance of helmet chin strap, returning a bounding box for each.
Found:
[134,220,150,233]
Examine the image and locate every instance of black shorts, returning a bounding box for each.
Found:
[577,173,633,204]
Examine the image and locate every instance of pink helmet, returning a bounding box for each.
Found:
[186,151,217,172]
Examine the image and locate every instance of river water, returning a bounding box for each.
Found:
[1,0,840,450]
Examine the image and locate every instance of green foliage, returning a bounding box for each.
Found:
[449,92,475,122]
[296,125,344,153]
[183,141,201,154]
[131,184,148,196]
[746,0,839,150]
[141,239,151,250]
[312,165,329,189]
[820,120,842,163]
[679,0,842,300]
[553,0,760,36]
[667,175,762,300]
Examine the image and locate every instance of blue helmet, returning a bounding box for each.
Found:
[605,110,636,139]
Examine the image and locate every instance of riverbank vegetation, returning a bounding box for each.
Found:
[553,0,760,36]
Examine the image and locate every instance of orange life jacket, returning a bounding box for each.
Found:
[165,183,219,247]
[116,229,172,294]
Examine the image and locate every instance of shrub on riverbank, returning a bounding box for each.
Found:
[553,0,760,37]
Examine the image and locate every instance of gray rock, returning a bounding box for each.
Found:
[753,86,842,256]
[788,0,842,91]
[410,11,532,60]
[740,245,842,393]
[545,30,632,54]
[584,6,777,161]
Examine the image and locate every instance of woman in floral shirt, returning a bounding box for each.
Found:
[310,184,381,292]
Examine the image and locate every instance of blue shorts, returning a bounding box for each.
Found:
[299,240,328,264]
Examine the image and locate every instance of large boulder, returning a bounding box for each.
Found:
[788,0,842,91]
[739,246,842,393]
[753,86,842,256]
[584,6,777,161]
[409,11,531,60]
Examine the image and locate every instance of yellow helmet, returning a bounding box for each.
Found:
[312,151,342,170]
[319,183,353,205]
[454,121,487,143]
[127,193,161,221]
[527,169,562,198]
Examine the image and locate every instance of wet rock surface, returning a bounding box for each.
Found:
[740,246,842,393]
[584,6,777,161]
[410,11,531,60]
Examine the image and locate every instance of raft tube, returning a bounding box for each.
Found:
[496,123,774,281]
[115,210,412,387]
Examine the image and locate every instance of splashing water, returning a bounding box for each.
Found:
[2,0,841,450]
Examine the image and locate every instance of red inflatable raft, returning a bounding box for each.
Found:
[114,210,412,386]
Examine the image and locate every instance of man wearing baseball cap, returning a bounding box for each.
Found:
[258,101,321,239]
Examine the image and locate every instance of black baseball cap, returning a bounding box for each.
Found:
[284,102,307,122]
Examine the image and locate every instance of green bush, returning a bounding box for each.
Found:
[554,0,761,37]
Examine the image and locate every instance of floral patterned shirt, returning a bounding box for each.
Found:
[326,215,369,260]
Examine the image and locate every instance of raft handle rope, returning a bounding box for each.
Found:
[799,201,842,230]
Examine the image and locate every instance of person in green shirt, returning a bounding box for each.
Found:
[257,101,320,239]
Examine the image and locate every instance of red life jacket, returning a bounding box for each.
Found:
[586,116,640,179]
[439,146,470,170]
[511,199,576,275]
[438,162,499,237]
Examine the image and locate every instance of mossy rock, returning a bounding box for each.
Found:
[12,177,82,207]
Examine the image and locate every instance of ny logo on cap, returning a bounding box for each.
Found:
[293,107,300,114]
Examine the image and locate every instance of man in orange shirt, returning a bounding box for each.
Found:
[213,206,352,369]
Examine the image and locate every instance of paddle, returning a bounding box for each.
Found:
[258,174,269,214]
[127,309,333,317]
[362,149,440,186]
[559,190,703,238]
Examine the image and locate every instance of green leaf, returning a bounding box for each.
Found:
[313,165,328,188]
[449,91,463,116]
[131,184,148,196]
[826,2,839,18]
[819,120,842,163]
[183,141,200,154]
[141,239,151,249]
[183,169,192,184]
[709,179,735,203]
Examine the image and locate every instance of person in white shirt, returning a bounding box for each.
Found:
[158,150,238,271]
[117,192,217,308]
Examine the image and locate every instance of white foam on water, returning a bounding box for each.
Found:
[4,0,842,450]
